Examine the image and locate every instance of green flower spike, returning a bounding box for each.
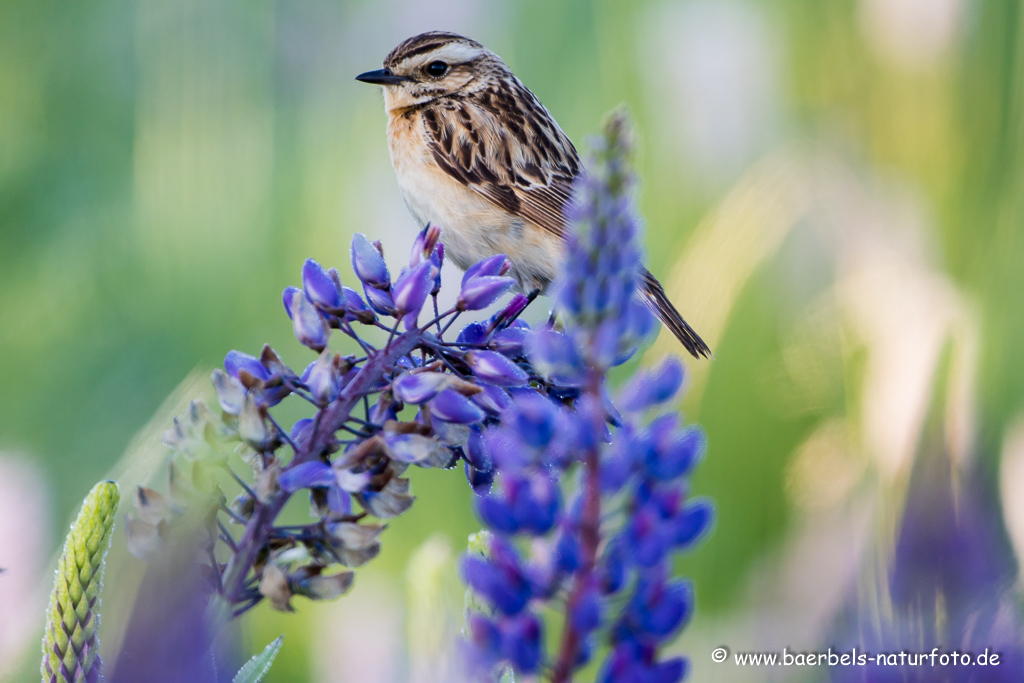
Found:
[41,480,120,683]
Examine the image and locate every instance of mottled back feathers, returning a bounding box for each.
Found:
[418,77,580,241]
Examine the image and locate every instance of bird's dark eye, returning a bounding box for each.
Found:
[426,61,449,78]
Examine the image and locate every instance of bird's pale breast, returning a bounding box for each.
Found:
[385,111,563,293]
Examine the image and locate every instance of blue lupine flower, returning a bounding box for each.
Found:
[462,253,510,286]
[392,260,432,317]
[672,498,714,548]
[351,232,390,288]
[282,285,302,320]
[224,350,271,383]
[340,285,375,324]
[287,289,329,350]
[477,473,560,535]
[429,388,486,424]
[469,383,513,415]
[456,321,490,346]
[496,293,529,326]
[409,224,441,267]
[466,613,502,661]
[290,417,314,444]
[363,283,396,316]
[491,325,529,357]
[625,505,669,568]
[466,350,529,386]
[625,573,693,638]
[278,461,334,493]
[555,526,582,575]
[619,357,685,412]
[570,578,603,634]
[500,613,543,673]
[384,433,447,465]
[458,275,517,311]
[509,391,559,449]
[599,644,687,683]
[461,552,531,615]
[393,372,450,404]
[598,537,628,595]
[646,419,705,481]
[527,329,585,384]
[302,258,342,310]
[302,350,340,405]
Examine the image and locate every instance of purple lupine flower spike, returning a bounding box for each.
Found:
[458,113,710,683]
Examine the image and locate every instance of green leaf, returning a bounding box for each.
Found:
[232,636,284,683]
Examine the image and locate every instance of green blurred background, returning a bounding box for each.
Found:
[2,0,1024,681]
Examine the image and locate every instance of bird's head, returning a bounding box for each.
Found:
[356,32,508,112]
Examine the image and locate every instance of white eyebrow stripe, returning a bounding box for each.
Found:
[404,42,486,69]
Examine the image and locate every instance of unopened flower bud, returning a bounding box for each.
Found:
[363,284,396,316]
[211,368,246,415]
[392,261,433,317]
[429,388,486,424]
[302,257,342,310]
[303,350,340,405]
[466,350,529,386]
[351,232,390,288]
[458,276,516,311]
[462,254,511,287]
[288,289,330,351]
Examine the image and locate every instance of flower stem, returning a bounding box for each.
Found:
[218,328,424,608]
[550,370,604,683]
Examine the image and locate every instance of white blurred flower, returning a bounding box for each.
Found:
[640,0,781,191]
[0,455,49,677]
[860,0,966,71]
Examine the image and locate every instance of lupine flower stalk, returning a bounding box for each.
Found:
[459,111,713,682]
[41,481,120,683]
[129,205,526,621]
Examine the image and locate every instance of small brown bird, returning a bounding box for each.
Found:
[357,31,710,359]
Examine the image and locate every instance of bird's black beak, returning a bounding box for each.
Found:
[355,68,409,85]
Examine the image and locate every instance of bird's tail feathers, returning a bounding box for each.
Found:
[637,267,712,360]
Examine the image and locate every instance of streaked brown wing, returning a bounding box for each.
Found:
[420,84,580,239]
